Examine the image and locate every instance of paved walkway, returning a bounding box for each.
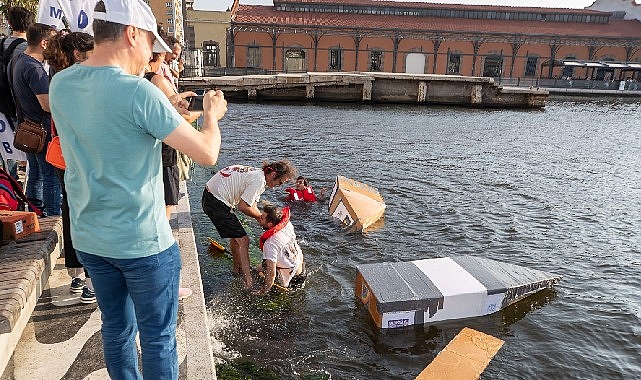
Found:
[0,182,216,379]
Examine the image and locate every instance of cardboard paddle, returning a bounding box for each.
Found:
[207,237,232,257]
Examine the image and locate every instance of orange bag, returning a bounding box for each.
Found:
[45,121,66,170]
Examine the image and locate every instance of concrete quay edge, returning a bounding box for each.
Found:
[174,180,217,379]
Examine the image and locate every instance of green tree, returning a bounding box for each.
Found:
[1,0,39,20]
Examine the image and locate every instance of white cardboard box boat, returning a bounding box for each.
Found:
[356,256,561,329]
[328,176,385,232]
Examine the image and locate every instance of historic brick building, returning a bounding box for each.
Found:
[226,0,641,80]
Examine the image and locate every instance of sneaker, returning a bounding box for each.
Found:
[178,287,192,300]
[69,277,85,294]
[80,286,96,304]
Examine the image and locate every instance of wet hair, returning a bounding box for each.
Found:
[262,160,297,180]
[261,202,283,226]
[92,1,126,44]
[296,176,309,187]
[7,7,34,33]
[44,32,94,72]
[26,23,56,47]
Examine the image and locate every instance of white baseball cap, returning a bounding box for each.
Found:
[93,0,172,53]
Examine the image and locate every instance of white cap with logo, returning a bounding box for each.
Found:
[93,0,172,53]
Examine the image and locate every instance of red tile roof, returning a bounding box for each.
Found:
[273,0,607,14]
[234,5,641,39]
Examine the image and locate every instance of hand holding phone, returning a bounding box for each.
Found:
[188,95,204,111]
[187,89,206,111]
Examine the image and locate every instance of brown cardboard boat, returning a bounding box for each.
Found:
[328,176,385,232]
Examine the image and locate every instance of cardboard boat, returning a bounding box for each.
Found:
[356,255,561,329]
[328,176,385,232]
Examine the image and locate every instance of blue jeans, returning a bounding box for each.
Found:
[5,159,19,179]
[77,243,181,380]
[26,150,61,215]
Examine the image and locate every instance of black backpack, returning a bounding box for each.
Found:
[0,37,26,119]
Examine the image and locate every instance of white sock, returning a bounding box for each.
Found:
[67,268,85,279]
[85,277,94,291]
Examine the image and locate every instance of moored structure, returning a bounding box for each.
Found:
[180,71,549,107]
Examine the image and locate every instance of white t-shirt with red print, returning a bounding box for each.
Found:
[206,165,266,208]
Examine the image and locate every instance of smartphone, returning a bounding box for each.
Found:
[187,89,207,111]
[188,95,204,111]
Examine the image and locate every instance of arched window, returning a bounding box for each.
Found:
[405,53,426,74]
[483,55,502,77]
[525,56,538,77]
[369,50,383,71]
[448,53,461,74]
[285,49,306,72]
[329,47,343,71]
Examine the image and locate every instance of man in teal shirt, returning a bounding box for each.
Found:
[49,1,227,378]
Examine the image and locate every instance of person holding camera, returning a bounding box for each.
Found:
[49,1,227,378]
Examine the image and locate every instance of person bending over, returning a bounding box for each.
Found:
[202,161,296,288]
[252,203,304,295]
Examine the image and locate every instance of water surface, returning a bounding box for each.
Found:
[188,99,641,379]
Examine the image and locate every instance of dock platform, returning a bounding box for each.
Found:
[180,72,548,108]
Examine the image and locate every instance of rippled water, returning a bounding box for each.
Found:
[187,99,641,379]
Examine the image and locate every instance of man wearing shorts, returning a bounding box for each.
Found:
[202,160,296,288]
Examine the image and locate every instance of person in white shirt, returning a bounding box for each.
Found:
[202,161,296,288]
[252,203,304,295]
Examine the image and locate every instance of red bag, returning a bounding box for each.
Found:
[0,167,43,215]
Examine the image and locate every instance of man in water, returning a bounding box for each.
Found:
[202,161,296,288]
[252,203,304,295]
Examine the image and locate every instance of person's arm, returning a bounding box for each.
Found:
[252,259,276,296]
[163,90,227,167]
[152,74,201,123]
[35,94,50,112]
[236,199,261,220]
[151,73,176,97]
[177,57,184,75]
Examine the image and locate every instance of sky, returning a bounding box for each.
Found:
[194,0,601,12]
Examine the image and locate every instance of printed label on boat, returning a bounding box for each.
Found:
[15,220,23,234]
